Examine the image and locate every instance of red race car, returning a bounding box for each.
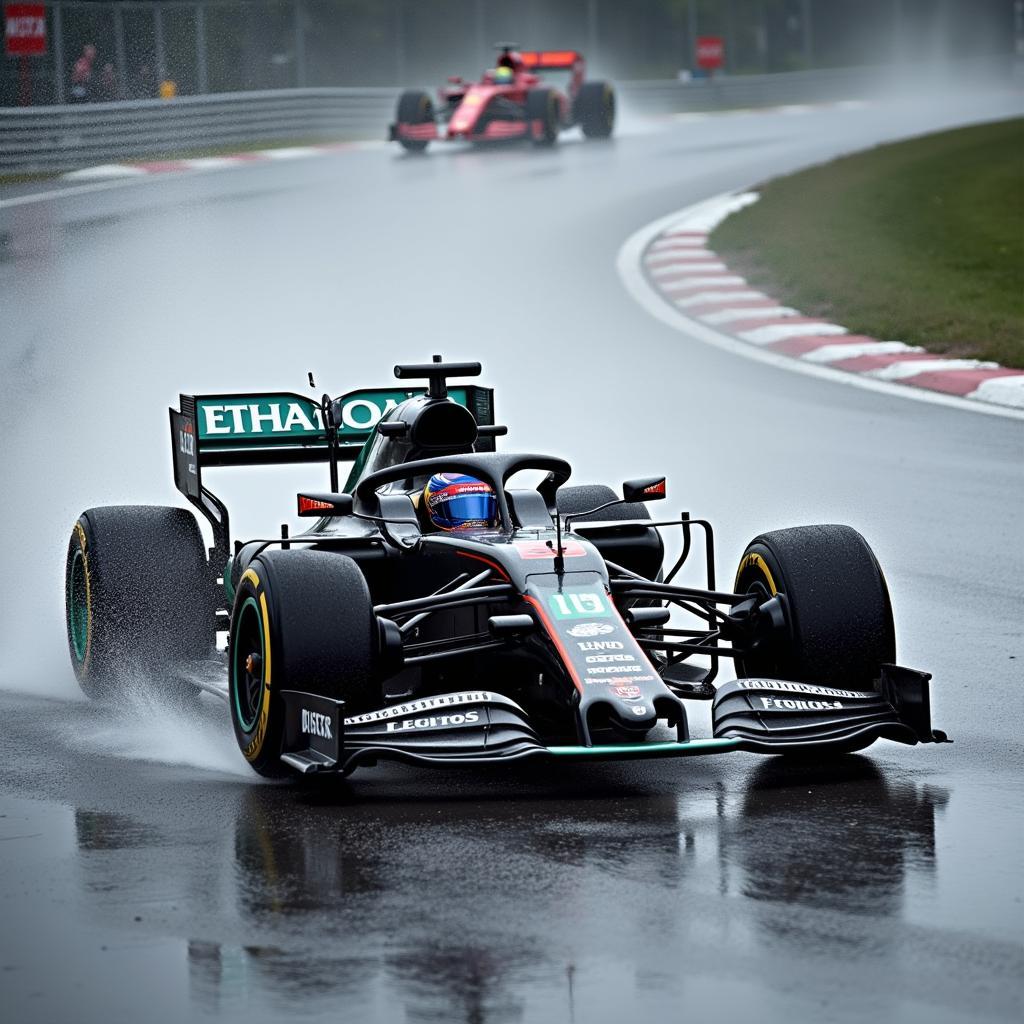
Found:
[389,44,615,152]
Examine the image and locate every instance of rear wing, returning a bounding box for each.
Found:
[170,385,495,561]
[519,50,583,71]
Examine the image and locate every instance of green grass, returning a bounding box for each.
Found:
[710,117,1024,368]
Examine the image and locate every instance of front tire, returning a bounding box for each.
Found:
[65,506,213,700]
[228,549,378,778]
[395,89,434,152]
[733,525,895,692]
[526,88,560,146]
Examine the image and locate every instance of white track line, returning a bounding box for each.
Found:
[969,375,1024,407]
[867,357,998,380]
[649,262,728,275]
[658,274,747,292]
[737,322,848,345]
[803,341,922,363]
[615,190,1024,422]
[64,164,148,180]
[674,289,769,307]
[700,306,799,324]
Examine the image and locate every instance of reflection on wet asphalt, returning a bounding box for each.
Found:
[1,689,1021,1023]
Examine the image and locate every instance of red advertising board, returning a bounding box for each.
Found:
[695,36,724,71]
[4,3,46,56]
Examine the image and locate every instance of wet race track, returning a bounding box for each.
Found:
[1,90,1023,1023]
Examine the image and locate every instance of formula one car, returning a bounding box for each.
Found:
[65,358,947,778]
[389,44,614,151]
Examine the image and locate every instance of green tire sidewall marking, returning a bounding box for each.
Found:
[68,547,89,663]
[222,555,236,607]
[232,595,264,733]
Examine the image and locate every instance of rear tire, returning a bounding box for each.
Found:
[395,89,434,152]
[228,549,378,778]
[733,525,895,692]
[65,506,212,700]
[574,81,615,139]
[526,88,560,146]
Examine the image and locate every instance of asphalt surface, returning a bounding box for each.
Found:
[1,89,1023,1024]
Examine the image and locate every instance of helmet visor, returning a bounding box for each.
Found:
[425,475,498,530]
[442,491,496,526]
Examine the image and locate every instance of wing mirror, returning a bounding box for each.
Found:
[297,493,354,517]
[622,477,666,503]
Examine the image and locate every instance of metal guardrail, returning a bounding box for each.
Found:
[0,88,399,173]
[2,60,1017,175]
[620,66,880,114]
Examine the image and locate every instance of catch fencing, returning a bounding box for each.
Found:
[1,58,1017,175]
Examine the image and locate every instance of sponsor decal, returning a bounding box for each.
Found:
[385,711,480,733]
[196,388,480,444]
[738,680,870,700]
[516,540,587,560]
[298,495,334,514]
[577,640,624,651]
[201,399,325,437]
[567,622,615,638]
[759,696,844,712]
[426,479,492,509]
[630,705,648,716]
[178,421,195,457]
[548,591,610,620]
[345,691,491,725]
[300,708,333,740]
[643,480,666,496]
[585,674,656,686]
[585,654,635,664]
[586,665,643,675]
[614,685,642,700]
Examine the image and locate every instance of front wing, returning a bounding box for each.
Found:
[279,666,948,776]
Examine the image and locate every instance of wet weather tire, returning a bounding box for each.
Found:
[64,506,212,700]
[574,81,615,139]
[733,525,895,692]
[228,549,377,778]
[395,90,434,152]
[526,88,560,146]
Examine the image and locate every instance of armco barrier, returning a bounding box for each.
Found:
[0,88,399,173]
[1,60,1016,175]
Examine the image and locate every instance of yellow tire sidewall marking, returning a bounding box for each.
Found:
[736,552,777,596]
[73,521,93,668]
[239,569,274,763]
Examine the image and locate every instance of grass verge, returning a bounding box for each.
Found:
[710,117,1024,369]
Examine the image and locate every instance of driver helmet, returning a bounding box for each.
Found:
[493,66,515,85]
[423,473,497,531]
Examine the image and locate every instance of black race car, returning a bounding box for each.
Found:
[65,358,947,778]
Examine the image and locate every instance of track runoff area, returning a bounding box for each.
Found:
[620,138,1024,419]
